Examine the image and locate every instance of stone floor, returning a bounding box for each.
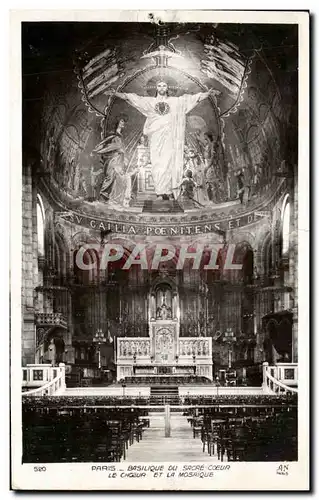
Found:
[124,412,219,462]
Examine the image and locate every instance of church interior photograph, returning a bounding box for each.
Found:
[21,20,298,463]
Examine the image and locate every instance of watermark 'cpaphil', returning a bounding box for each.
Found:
[75,243,243,271]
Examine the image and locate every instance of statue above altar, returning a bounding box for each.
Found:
[150,282,178,322]
[156,302,172,320]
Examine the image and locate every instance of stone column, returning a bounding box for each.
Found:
[64,290,75,364]
[172,293,177,319]
[150,293,156,320]
[290,176,298,362]
[22,164,37,365]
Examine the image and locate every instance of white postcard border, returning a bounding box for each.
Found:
[10,9,309,491]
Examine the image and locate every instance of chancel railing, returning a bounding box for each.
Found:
[262,362,298,394]
[22,363,66,396]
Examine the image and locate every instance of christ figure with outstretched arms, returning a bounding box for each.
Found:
[106,81,213,200]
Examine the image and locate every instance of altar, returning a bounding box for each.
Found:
[116,280,213,381]
[116,320,213,381]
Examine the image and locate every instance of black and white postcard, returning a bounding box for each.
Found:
[11,9,309,491]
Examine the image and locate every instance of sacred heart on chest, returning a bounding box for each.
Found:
[155,101,170,115]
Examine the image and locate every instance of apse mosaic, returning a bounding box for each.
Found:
[40,23,293,221]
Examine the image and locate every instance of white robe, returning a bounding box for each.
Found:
[122,92,209,197]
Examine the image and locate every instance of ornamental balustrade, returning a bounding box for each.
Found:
[262,362,298,394]
[35,312,67,328]
[117,337,211,359]
[22,363,66,396]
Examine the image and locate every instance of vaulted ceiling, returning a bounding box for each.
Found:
[22,22,298,219]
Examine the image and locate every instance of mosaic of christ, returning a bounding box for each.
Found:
[42,24,280,215]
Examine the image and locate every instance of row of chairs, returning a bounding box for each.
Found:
[185,407,297,462]
[22,396,150,409]
[23,394,297,411]
[182,394,297,406]
[23,408,149,463]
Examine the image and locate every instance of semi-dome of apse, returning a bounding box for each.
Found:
[23,22,297,233]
